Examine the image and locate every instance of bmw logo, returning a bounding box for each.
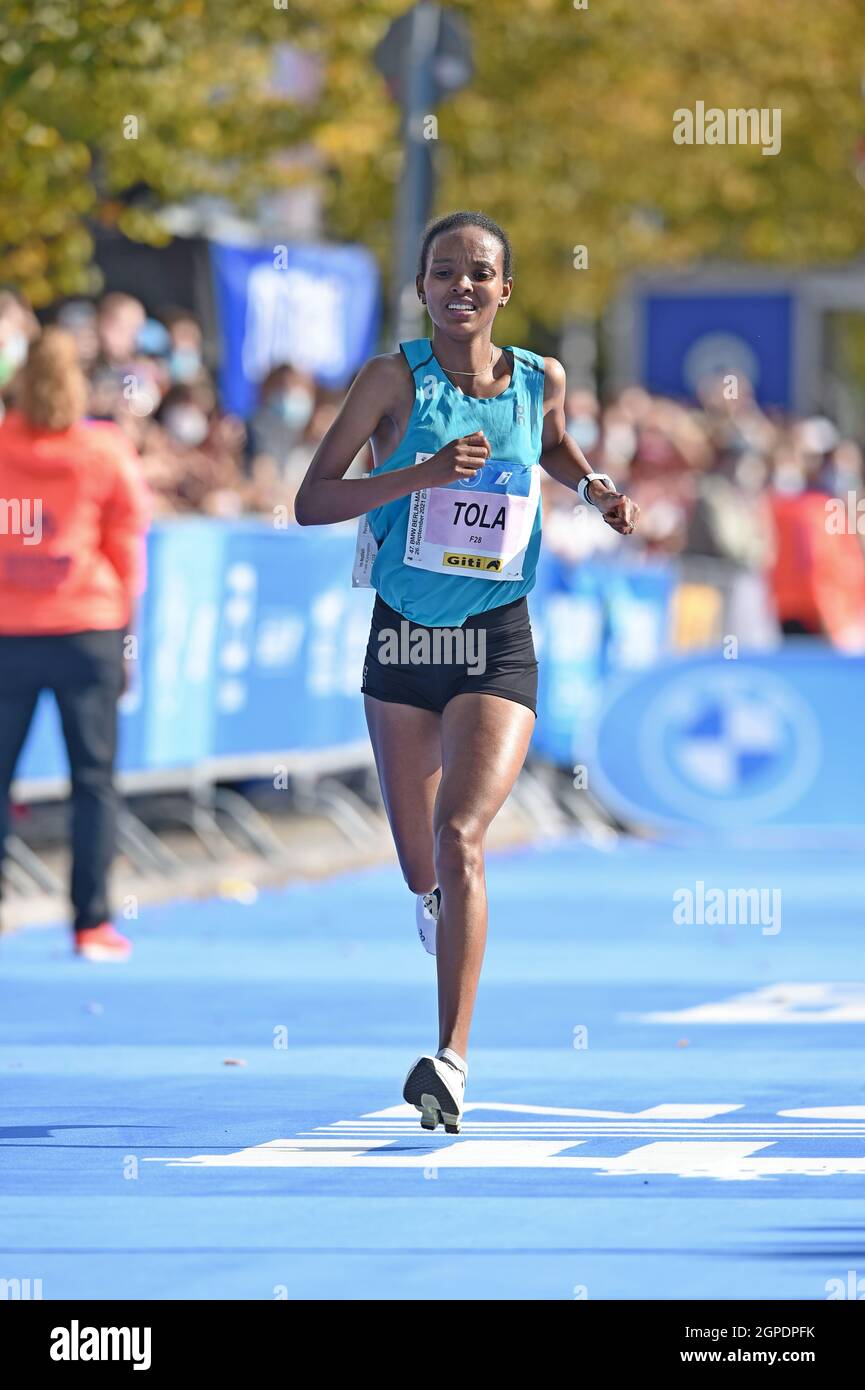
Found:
[639,667,822,823]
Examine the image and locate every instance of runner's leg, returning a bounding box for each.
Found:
[364,695,441,895]
[433,691,535,1059]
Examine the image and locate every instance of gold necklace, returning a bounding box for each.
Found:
[439,346,501,376]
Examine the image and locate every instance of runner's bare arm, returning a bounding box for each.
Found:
[292,356,417,525]
[538,356,639,535]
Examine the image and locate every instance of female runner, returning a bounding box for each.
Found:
[296,211,639,1134]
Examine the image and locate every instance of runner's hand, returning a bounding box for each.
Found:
[416,432,490,488]
[586,480,640,535]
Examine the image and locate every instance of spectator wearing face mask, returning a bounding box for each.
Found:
[157,383,214,450]
[277,392,372,520]
[248,365,316,479]
[154,384,246,513]
[159,307,209,386]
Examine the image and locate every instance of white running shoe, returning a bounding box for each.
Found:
[403,1048,467,1134]
[415,887,440,956]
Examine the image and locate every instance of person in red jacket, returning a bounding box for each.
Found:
[0,327,150,959]
[769,475,865,649]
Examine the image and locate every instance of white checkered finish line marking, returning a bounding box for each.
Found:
[144,1105,865,1181]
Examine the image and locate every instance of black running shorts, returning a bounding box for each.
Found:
[361,592,538,716]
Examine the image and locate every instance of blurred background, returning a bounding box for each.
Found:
[3,0,865,922]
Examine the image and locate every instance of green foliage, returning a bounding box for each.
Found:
[2,0,864,335]
[323,0,865,337]
[0,0,323,302]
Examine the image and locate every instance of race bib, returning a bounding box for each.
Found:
[352,451,433,587]
[352,512,379,588]
[404,458,539,582]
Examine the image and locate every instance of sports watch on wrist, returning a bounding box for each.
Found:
[577,472,617,508]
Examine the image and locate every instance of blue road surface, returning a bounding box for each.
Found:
[1,840,864,1301]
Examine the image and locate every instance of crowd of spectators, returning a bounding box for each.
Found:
[545,375,865,649]
[2,285,864,649]
[0,288,347,520]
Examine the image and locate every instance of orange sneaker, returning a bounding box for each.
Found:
[74,923,132,962]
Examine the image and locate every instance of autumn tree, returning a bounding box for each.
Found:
[2,0,864,341]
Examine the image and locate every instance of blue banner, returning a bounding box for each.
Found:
[14,524,865,844]
[530,555,605,765]
[142,521,226,768]
[210,525,371,757]
[211,241,381,417]
[529,557,675,766]
[642,290,794,409]
[591,648,865,833]
[13,521,374,790]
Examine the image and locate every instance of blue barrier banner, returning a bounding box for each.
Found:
[529,557,675,766]
[211,525,372,757]
[143,521,227,768]
[211,241,381,417]
[591,647,865,833]
[604,566,675,674]
[642,290,794,409]
[12,521,374,790]
[530,554,605,765]
[18,523,860,846]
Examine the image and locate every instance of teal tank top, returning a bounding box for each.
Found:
[364,338,545,627]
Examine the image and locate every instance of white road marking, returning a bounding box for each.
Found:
[143,1101,865,1180]
[631,982,865,1024]
[781,1107,865,1119]
[363,1102,743,1120]
[147,1136,865,1179]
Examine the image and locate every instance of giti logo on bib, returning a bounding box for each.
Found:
[404,458,539,583]
[444,552,503,571]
